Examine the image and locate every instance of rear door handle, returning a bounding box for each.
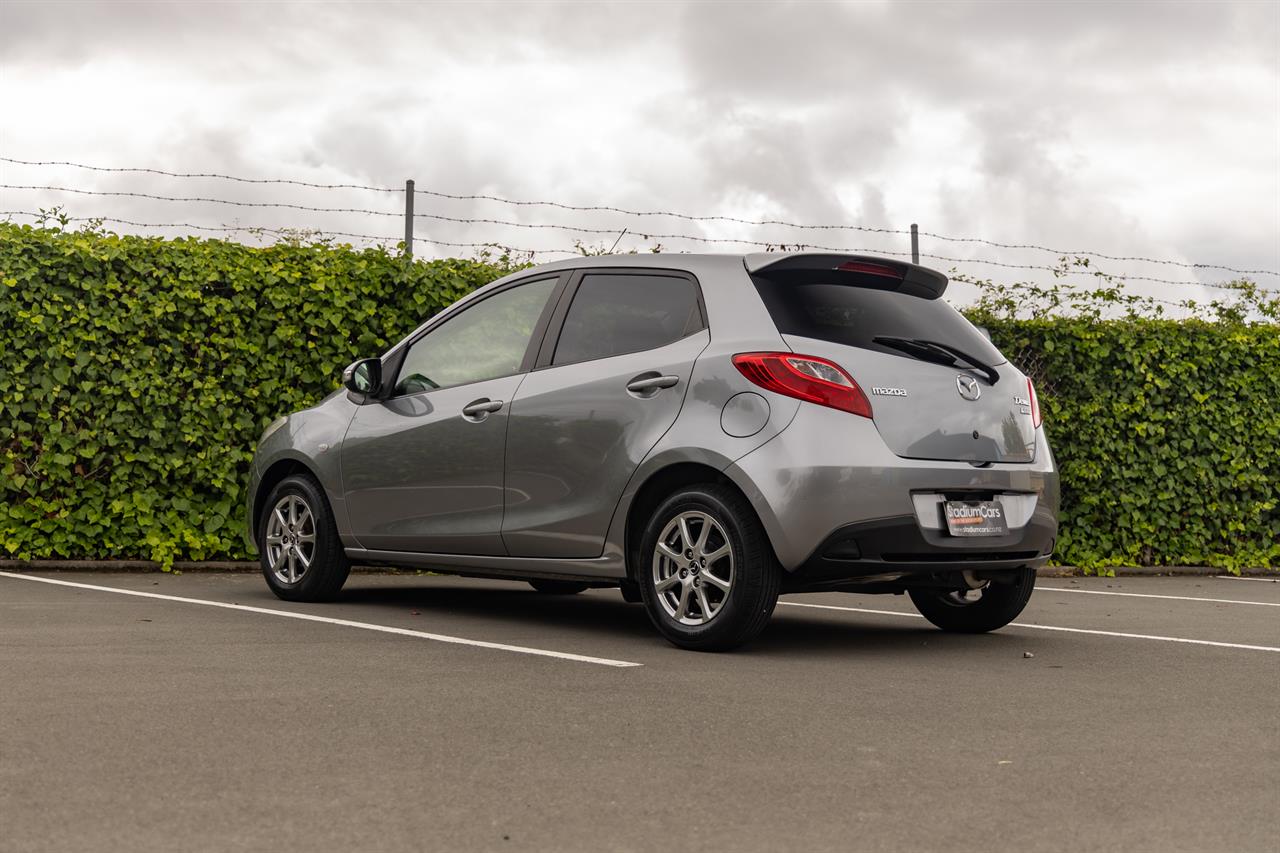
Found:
[461,398,504,420]
[626,374,679,394]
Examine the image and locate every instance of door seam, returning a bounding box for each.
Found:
[498,371,533,557]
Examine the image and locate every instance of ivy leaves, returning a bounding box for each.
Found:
[1,222,1274,572]
[974,315,1279,572]
[0,223,502,566]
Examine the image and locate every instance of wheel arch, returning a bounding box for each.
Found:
[623,461,779,581]
[251,458,316,548]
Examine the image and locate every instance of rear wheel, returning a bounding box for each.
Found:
[908,568,1036,633]
[638,484,779,651]
[528,580,590,595]
[259,473,350,602]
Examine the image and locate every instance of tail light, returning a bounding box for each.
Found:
[733,352,872,418]
[1027,377,1042,429]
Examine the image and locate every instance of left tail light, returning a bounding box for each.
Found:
[732,352,872,418]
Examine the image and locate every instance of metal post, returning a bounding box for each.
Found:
[910,223,919,265]
[404,179,415,257]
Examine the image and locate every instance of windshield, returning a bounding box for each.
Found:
[751,271,1006,365]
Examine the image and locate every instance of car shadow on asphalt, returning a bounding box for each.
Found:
[336,583,655,636]
[759,609,1016,659]
[332,582,1018,659]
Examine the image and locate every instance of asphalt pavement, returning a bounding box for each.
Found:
[2,571,1277,853]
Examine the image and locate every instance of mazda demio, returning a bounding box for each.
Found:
[247,253,1058,650]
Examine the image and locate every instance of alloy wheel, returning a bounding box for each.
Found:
[264,494,316,585]
[652,510,735,625]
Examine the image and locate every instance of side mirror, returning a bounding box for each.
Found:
[976,325,993,342]
[342,358,382,397]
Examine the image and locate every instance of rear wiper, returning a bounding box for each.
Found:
[873,336,1000,385]
[871,336,957,368]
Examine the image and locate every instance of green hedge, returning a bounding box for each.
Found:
[978,318,1279,570]
[1,222,1276,570]
[0,223,504,565]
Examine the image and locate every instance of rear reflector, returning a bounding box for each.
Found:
[835,261,904,279]
[733,352,872,418]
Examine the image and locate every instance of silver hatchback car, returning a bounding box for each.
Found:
[248,252,1058,650]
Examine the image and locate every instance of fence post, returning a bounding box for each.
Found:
[404,179,415,258]
[910,223,919,265]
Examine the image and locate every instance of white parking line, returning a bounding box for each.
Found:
[1214,575,1279,583]
[1037,587,1280,607]
[0,572,642,668]
[778,601,1280,653]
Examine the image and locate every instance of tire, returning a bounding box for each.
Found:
[528,580,590,595]
[258,473,350,602]
[907,568,1036,633]
[637,484,780,652]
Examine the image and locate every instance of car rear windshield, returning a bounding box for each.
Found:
[751,271,1006,365]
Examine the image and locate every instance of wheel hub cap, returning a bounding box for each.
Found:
[264,494,316,585]
[652,511,735,626]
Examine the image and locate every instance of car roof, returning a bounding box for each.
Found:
[389,252,950,359]
[495,251,948,297]
[496,250,943,278]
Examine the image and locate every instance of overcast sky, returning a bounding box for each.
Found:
[1,0,1277,304]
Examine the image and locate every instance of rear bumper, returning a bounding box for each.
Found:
[724,403,1060,572]
[783,510,1055,590]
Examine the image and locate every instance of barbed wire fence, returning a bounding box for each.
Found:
[1,156,1276,304]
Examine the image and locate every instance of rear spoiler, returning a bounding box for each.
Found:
[744,252,948,300]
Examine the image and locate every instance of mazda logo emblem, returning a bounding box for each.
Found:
[956,375,981,401]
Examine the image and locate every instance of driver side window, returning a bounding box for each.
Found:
[394,277,557,396]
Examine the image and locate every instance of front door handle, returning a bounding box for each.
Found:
[626,374,679,395]
[461,398,504,420]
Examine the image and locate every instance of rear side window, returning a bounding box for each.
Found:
[752,272,1006,365]
[552,273,704,366]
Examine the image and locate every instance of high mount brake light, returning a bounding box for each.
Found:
[732,352,872,418]
[1027,377,1042,429]
[835,261,904,280]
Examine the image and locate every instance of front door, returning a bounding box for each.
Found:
[342,276,559,554]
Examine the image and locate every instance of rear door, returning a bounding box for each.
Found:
[502,269,709,558]
[751,259,1036,463]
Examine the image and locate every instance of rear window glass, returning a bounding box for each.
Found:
[553,273,704,366]
[752,272,1006,365]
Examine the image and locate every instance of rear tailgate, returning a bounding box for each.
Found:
[749,253,1036,464]
[781,334,1035,463]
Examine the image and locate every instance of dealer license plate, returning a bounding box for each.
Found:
[943,500,1009,537]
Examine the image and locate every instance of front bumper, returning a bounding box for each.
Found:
[243,461,262,554]
[724,403,1060,573]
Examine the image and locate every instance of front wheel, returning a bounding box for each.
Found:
[908,568,1036,633]
[637,484,780,651]
[259,473,350,602]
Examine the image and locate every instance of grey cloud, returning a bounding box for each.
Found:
[0,0,1274,290]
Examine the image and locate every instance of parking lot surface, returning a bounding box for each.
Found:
[2,571,1277,853]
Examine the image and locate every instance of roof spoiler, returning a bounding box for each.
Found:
[744,252,948,300]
